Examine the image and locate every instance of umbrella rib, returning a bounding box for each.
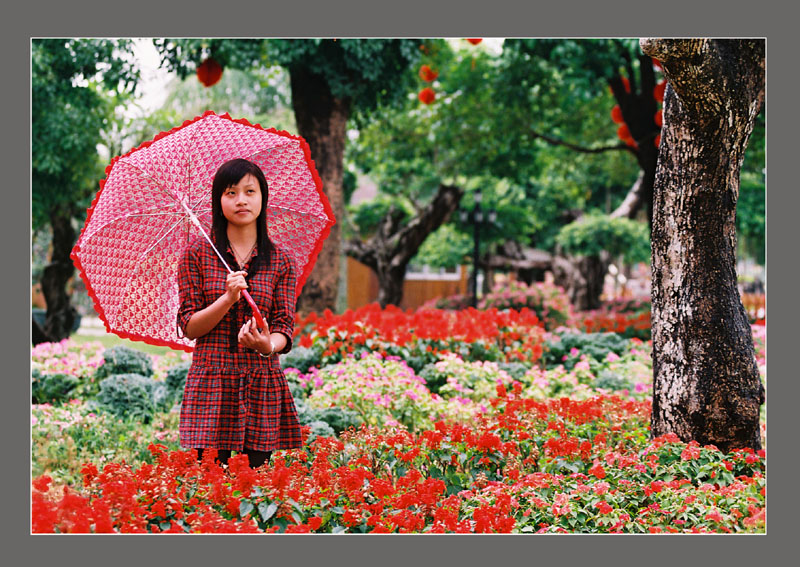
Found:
[138,216,187,260]
[114,159,183,206]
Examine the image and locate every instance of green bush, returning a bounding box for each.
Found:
[496,362,532,381]
[593,369,635,392]
[555,213,650,265]
[32,368,79,404]
[294,395,363,436]
[542,332,630,370]
[92,373,158,423]
[165,362,191,403]
[281,346,323,374]
[95,346,154,380]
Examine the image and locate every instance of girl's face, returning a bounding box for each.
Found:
[221,174,262,228]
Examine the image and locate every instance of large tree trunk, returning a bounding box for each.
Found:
[346,184,464,307]
[289,65,351,315]
[641,38,765,452]
[40,207,78,342]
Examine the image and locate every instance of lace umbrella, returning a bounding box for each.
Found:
[71,111,335,352]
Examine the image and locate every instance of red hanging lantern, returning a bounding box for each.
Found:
[654,134,661,147]
[466,38,483,45]
[419,87,436,104]
[621,76,631,93]
[197,57,223,87]
[617,124,631,140]
[654,109,663,127]
[652,58,663,70]
[626,138,638,149]
[654,80,667,103]
[611,105,624,124]
[419,64,439,82]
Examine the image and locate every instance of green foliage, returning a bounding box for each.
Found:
[165,362,191,403]
[95,346,154,380]
[281,346,324,374]
[411,223,472,270]
[266,39,424,116]
[32,369,79,405]
[155,38,424,119]
[347,196,413,239]
[32,39,139,231]
[542,332,631,370]
[593,369,635,392]
[293,394,363,436]
[556,214,650,264]
[737,172,765,263]
[92,374,160,423]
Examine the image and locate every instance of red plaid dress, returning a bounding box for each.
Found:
[176,238,302,452]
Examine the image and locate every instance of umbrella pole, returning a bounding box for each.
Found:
[181,203,267,330]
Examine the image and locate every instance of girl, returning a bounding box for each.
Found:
[177,158,302,469]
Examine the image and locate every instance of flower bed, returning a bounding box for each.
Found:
[32,393,765,534]
[291,303,547,371]
[30,304,767,534]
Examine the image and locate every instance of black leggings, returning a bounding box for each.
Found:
[196,448,272,469]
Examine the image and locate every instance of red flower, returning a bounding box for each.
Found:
[418,87,436,104]
[681,444,701,461]
[595,501,613,515]
[588,462,606,479]
[466,38,483,45]
[419,64,439,82]
[32,475,53,493]
[197,57,223,87]
[653,80,667,102]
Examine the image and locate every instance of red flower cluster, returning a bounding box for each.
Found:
[294,303,547,364]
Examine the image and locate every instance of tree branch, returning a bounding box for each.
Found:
[528,127,635,155]
[610,170,646,220]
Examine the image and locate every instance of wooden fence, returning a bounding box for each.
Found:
[346,257,469,311]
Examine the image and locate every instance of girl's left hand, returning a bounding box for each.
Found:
[238,317,272,355]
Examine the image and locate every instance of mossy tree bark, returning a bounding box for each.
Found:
[640,38,765,452]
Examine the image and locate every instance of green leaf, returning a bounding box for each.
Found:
[259,501,279,522]
[239,500,254,518]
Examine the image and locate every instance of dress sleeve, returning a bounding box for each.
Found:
[176,243,204,337]
[270,251,297,354]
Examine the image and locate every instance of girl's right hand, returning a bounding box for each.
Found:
[225,270,248,304]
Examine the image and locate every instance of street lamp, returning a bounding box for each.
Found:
[460,189,497,308]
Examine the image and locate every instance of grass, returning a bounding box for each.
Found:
[71,332,177,357]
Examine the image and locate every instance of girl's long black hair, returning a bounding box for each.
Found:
[210,158,275,277]
[210,158,275,350]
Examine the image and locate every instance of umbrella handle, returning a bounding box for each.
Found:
[242,290,267,331]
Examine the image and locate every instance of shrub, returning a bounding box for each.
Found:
[281,346,323,374]
[555,213,650,266]
[293,395,363,436]
[542,332,631,370]
[92,373,158,423]
[165,362,191,403]
[32,369,79,404]
[95,346,153,380]
[477,281,572,330]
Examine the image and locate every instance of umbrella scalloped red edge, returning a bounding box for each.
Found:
[70,110,335,352]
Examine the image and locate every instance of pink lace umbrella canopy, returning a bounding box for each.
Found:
[71,111,335,352]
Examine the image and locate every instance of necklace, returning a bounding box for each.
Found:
[230,241,257,269]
